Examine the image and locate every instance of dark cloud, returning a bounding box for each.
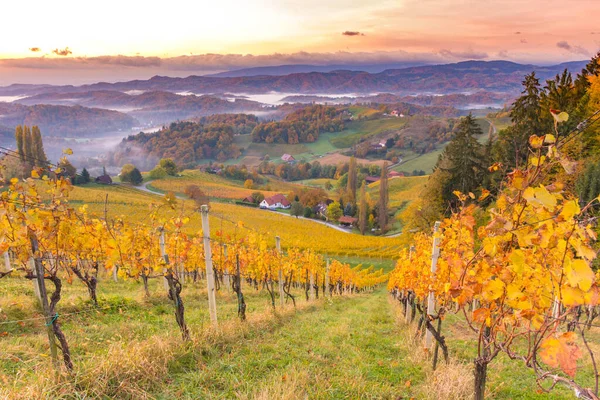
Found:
[29,47,41,52]
[514,31,521,35]
[438,49,488,60]
[556,41,589,56]
[520,39,528,44]
[498,50,509,58]
[52,47,72,56]
[342,31,365,36]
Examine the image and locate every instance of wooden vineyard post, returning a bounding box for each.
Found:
[29,235,59,369]
[425,221,441,350]
[201,205,218,327]
[276,236,285,308]
[325,258,330,298]
[112,265,118,282]
[159,231,169,290]
[2,252,11,274]
[310,272,316,300]
[223,244,231,294]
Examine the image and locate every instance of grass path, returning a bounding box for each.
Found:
[156,289,424,399]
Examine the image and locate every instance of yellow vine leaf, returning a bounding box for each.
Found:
[529,135,544,149]
[539,332,581,377]
[565,259,595,292]
[482,279,504,301]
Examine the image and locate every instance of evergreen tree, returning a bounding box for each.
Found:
[439,114,487,209]
[15,126,24,161]
[346,156,357,203]
[81,168,91,184]
[358,182,367,235]
[495,73,548,169]
[30,126,47,164]
[378,162,389,232]
[23,125,33,163]
[120,164,143,185]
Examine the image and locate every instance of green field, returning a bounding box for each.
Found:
[331,118,408,148]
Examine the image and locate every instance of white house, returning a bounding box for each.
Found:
[260,194,291,210]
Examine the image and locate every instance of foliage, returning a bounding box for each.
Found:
[326,202,343,222]
[251,105,345,144]
[158,158,178,176]
[120,164,143,185]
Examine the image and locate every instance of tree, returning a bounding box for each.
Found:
[358,182,367,235]
[80,168,90,184]
[58,159,77,180]
[326,201,343,222]
[378,163,389,231]
[31,126,47,164]
[23,125,33,163]
[184,185,209,209]
[290,201,304,218]
[149,166,168,179]
[324,180,333,190]
[251,191,264,204]
[346,156,357,203]
[244,179,254,189]
[15,126,24,161]
[495,73,548,169]
[438,114,487,209]
[159,158,178,176]
[120,164,143,185]
[303,206,313,218]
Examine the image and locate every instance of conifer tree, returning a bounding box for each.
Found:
[439,114,486,209]
[81,168,91,184]
[358,182,367,235]
[15,125,24,161]
[346,156,357,203]
[23,125,33,163]
[31,126,47,164]
[378,162,389,232]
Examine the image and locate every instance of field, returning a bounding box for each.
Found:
[1,274,583,399]
[330,117,408,148]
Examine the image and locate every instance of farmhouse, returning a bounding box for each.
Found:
[260,194,291,210]
[339,216,358,227]
[365,176,380,184]
[281,154,295,163]
[95,174,113,185]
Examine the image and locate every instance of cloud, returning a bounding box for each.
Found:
[29,47,41,52]
[342,31,365,36]
[52,47,72,56]
[520,39,528,44]
[438,49,488,60]
[514,31,521,35]
[556,41,589,56]
[498,50,509,58]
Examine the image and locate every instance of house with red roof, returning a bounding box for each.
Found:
[259,194,291,210]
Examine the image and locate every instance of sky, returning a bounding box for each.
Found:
[1,0,599,84]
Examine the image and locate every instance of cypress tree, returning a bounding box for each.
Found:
[31,126,47,165]
[15,125,24,161]
[346,156,357,203]
[378,162,389,232]
[358,182,367,235]
[23,125,33,163]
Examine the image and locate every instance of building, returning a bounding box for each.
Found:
[241,195,254,203]
[260,194,291,210]
[281,154,295,163]
[313,199,334,217]
[365,176,380,184]
[339,216,358,227]
[389,171,404,178]
[95,174,113,185]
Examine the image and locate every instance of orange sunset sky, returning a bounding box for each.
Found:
[0,0,599,83]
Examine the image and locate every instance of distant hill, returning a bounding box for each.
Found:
[0,102,137,137]
[206,62,430,78]
[0,60,589,98]
[16,91,267,125]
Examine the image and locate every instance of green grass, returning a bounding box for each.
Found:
[331,118,408,148]
[394,147,445,174]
